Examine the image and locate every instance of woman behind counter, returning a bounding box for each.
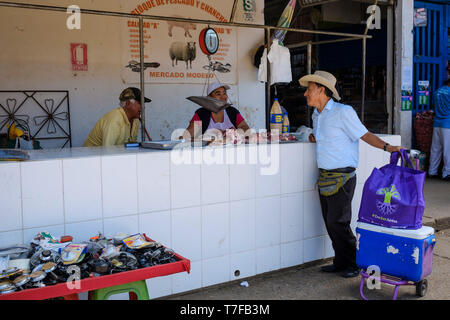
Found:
[185,82,250,139]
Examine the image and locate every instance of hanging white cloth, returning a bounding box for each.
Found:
[257,48,268,83]
[267,39,292,85]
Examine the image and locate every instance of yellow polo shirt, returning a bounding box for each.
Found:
[83,107,139,147]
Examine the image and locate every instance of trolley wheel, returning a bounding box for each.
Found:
[415,279,428,297]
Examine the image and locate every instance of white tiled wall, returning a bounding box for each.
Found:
[230,250,256,280]
[21,160,64,229]
[230,199,256,253]
[0,136,400,299]
[101,155,138,218]
[202,203,230,259]
[281,240,304,268]
[137,152,171,213]
[202,255,230,287]
[256,245,281,274]
[63,157,102,223]
[0,163,22,232]
[280,194,304,243]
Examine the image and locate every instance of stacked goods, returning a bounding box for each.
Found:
[0,232,179,295]
[414,110,434,154]
[269,98,283,133]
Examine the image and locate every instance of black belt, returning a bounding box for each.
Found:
[319,167,355,174]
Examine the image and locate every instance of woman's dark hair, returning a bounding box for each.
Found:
[315,83,334,99]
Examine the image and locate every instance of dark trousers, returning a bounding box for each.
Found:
[319,175,357,269]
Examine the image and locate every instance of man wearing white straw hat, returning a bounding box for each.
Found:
[299,70,404,278]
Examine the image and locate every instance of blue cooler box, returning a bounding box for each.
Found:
[356,222,436,282]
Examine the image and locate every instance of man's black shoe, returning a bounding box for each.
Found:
[443,175,450,181]
[427,174,439,179]
[341,267,360,278]
[321,264,345,273]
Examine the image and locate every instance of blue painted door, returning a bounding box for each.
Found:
[413,1,448,116]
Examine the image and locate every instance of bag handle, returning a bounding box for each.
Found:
[389,149,414,168]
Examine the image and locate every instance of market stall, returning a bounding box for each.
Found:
[0,0,400,300]
[0,135,400,298]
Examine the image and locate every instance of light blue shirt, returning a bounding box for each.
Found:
[312,99,368,170]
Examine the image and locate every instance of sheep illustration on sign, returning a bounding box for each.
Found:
[169,42,197,69]
[167,16,197,38]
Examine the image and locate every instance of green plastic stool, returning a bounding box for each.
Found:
[89,280,150,300]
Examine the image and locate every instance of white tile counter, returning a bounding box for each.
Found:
[0,135,401,299]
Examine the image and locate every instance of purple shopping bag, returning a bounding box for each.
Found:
[358,149,426,229]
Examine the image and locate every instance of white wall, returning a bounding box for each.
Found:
[394,0,414,149]
[0,0,265,147]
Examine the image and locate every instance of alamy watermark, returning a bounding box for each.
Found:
[366,265,381,290]
[169,125,281,176]
[366,5,381,30]
[67,5,81,30]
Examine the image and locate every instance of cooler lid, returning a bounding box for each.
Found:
[356,222,434,240]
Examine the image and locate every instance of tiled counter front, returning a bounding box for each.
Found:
[0,135,401,299]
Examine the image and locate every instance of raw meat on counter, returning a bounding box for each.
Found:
[248,132,297,144]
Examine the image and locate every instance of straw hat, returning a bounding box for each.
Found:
[299,70,341,101]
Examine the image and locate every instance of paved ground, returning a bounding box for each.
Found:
[165,177,450,301]
[423,178,450,230]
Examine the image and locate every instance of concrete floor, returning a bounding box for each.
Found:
[164,177,450,301]
[423,178,450,230]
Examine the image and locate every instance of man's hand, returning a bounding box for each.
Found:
[309,133,316,143]
[361,132,405,153]
[386,145,405,154]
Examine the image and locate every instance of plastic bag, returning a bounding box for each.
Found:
[295,126,313,142]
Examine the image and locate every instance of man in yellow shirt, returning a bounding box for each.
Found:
[83,87,151,147]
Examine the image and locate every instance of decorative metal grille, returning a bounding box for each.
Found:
[0,91,72,148]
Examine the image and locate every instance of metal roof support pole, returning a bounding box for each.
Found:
[307,41,312,127]
[139,17,146,141]
[286,37,366,49]
[361,37,366,124]
[265,27,271,131]
[360,0,378,124]
[386,4,394,134]
[0,2,372,40]
[230,0,238,23]
[307,41,312,74]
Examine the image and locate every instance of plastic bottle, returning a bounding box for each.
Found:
[282,113,290,133]
[269,98,283,133]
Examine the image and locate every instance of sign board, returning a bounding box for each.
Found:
[417,80,430,105]
[120,1,242,84]
[401,90,412,111]
[71,43,88,71]
[414,8,427,27]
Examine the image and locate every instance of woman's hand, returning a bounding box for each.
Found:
[309,133,316,143]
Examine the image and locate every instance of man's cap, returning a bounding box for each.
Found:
[207,82,231,96]
[119,87,151,103]
[299,70,341,101]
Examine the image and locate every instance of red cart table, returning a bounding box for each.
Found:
[0,235,190,300]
